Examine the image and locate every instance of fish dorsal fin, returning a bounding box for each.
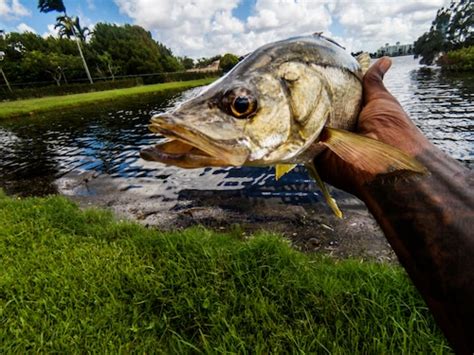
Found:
[275,164,297,180]
[305,163,343,218]
[356,52,371,75]
[319,127,427,175]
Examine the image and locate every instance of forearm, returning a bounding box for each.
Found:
[357,146,474,354]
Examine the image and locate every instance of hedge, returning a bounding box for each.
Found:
[0,70,221,101]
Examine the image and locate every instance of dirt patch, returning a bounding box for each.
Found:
[57,171,396,262]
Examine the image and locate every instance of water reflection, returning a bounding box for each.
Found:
[383,56,473,166]
[0,56,472,200]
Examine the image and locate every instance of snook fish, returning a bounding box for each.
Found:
[141,33,425,217]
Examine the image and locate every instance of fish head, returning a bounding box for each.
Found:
[141,46,334,168]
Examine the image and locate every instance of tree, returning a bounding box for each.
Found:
[219,53,239,72]
[414,0,473,65]
[446,0,474,49]
[97,51,119,80]
[0,25,193,87]
[0,31,85,84]
[55,16,91,42]
[414,30,446,65]
[90,23,183,75]
[38,0,94,84]
[0,29,12,92]
[179,56,194,70]
[22,50,81,86]
[38,0,65,13]
[196,55,221,68]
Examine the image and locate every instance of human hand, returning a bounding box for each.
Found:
[315,57,433,196]
[315,58,474,355]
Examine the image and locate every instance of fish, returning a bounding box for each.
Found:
[140,33,425,218]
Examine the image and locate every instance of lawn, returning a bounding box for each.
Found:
[0,78,216,119]
[0,191,451,353]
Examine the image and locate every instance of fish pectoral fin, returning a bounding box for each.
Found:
[356,52,371,75]
[275,164,297,180]
[320,127,427,176]
[305,163,343,219]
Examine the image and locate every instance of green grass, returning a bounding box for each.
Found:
[0,191,451,353]
[0,78,216,119]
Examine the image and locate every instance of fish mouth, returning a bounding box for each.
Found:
[140,114,249,168]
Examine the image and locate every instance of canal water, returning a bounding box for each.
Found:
[0,56,472,204]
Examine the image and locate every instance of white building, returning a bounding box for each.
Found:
[376,42,414,57]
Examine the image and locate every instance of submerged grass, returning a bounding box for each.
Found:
[0,78,216,119]
[0,192,451,353]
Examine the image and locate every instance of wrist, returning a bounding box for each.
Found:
[356,144,472,218]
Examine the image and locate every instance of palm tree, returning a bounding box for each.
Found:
[55,16,91,42]
[38,0,93,84]
[73,18,92,42]
[38,0,65,13]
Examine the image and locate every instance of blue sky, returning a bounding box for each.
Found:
[0,0,129,35]
[0,0,448,58]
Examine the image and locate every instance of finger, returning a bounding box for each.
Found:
[363,57,393,103]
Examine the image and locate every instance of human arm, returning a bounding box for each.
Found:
[315,57,474,354]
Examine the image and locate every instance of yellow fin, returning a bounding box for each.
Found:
[275,164,297,180]
[305,163,343,219]
[320,128,427,175]
[356,52,371,75]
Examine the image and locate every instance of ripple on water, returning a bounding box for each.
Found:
[0,56,472,198]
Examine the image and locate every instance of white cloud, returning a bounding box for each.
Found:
[248,0,332,35]
[212,11,244,34]
[114,0,451,57]
[331,0,451,52]
[16,22,35,33]
[42,24,59,38]
[115,0,244,57]
[0,0,30,18]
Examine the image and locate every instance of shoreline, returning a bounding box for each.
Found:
[57,170,396,262]
[0,78,216,119]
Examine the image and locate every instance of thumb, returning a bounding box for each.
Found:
[363,57,392,104]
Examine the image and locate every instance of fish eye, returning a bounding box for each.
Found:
[224,89,257,119]
[232,96,250,115]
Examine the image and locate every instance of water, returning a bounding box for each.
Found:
[384,56,473,165]
[0,57,473,202]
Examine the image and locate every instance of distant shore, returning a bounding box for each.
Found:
[0,78,216,120]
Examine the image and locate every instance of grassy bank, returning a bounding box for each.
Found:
[0,192,450,353]
[0,78,216,119]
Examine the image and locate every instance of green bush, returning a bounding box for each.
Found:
[0,192,450,353]
[438,46,474,71]
[0,71,221,101]
[140,70,221,85]
[219,53,239,72]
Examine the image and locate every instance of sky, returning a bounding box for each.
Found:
[0,0,450,58]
